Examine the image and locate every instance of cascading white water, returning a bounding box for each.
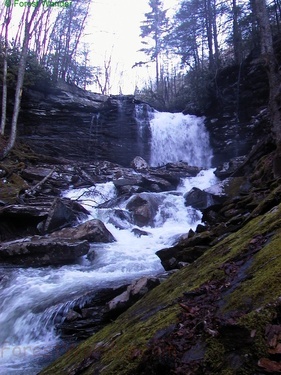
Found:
[0,110,217,374]
[148,111,213,168]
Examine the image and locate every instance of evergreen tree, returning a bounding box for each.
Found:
[139,0,169,88]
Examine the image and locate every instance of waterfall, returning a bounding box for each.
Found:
[135,105,213,168]
[149,111,213,167]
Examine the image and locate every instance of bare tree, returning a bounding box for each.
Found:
[94,54,112,95]
[0,4,13,135]
[46,0,90,83]
[1,0,45,158]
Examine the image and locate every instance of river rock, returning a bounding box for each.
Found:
[49,219,116,243]
[39,197,89,234]
[0,236,89,267]
[141,174,175,192]
[131,228,151,237]
[156,231,214,271]
[108,209,132,229]
[184,187,226,210]
[165,162,202,177]
[156,244,210,271]
[214,155,247,178]
[131,156,149,171]
[57,285,129,339]
[107,276,160,317]
[113,174,144,195]
[126,193,163,227]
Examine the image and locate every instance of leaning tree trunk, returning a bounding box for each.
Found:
[1,28,30,158]
[0,6,13,136]
[1,2,43,159]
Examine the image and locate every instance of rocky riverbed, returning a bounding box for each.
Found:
[2,127,281,375]
[0,140,211,349]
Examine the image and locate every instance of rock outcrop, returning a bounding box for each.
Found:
[0,237,90,267]
[0,219,115,266]
[57,276,163,340]
[18,85,150,167]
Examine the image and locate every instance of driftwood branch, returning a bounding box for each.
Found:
[24,167,56,196]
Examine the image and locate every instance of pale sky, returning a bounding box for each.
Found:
[6,0,177,95]
[87,0,178,94]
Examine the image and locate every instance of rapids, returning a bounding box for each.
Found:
[0,110,218,374]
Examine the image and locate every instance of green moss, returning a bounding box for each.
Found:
[223,177,246,198]
[224,227,281,312]
[238,309,275,358]
[204,338,225,371]
[0,173,29,203]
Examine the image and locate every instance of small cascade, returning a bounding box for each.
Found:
[88,113,100,158]
[134,104,152,160]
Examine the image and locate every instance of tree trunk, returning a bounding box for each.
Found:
[254,0,281,143]
[233,0,242,63]
[204,0,214,69]
[0,6,13,136]
[254,0,281,176]
[1,2,43,159]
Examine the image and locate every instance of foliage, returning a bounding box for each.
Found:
[138,0,281,114]
[0,41,52,90]
[136,65,214,114]
[139,0,169,88]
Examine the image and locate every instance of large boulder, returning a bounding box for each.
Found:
[0,236,89,267]
[113,176,144,195]
[49,219,116,243]
[156,231,214,270]
[126,193,163,227]
[131,156,149,171]
[57,285,128,340]
[0,204,49,241]
[0,219,115,267]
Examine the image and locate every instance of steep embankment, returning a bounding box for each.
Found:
[39,141,281,374]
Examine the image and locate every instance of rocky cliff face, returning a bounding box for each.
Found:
[18,83,150,167]
[17,55,269,169]
[203,56,270,165]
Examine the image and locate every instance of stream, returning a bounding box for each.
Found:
[0,108,218,374]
